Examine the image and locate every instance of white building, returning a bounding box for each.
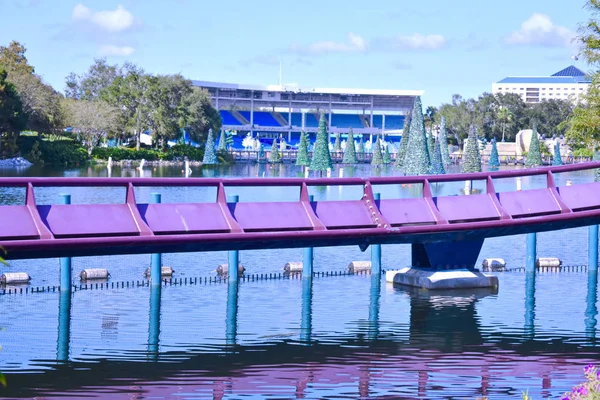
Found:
[492,65,590,104]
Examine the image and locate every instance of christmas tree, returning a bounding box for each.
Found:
[394,115,411,169]
[438,116,450,166]
[279,137,287,152]
[403,97,430,175]
[357,135,365,153]
[270,138,281,163]
[296,131,310,166]
[310,114,333,171]
[202,128,217,164]
[488,138,500,169]
[594,150,600,182]
[552,141,563,166]
[217,129,227,152]
[431,139,445,174]
[371,136,383,166]
[383,142,391,164]
[334,132,342,154]
[462,125,482,173]
[342,128,358,164]
[525,123,543,167]
[427,131,435,160]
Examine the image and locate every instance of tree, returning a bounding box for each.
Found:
[383,142,391,164]
[403,97,430,175]
[0,41,34,75]
[424,105,437,130]
[66,58,119,101]
[462,125,482,173]
[218,129,227,152]
[438,116,450,165]
[394,115,411,169]
[184,87,222,144]
[578,0,600,67]
[357,135,365,153]
[427,131,435,159]
[296,131,310,166]
[334,132,341,154]
[342,128,357,164]
[310,114,333,171]
[371,136,383,166]
[553,141,563,166]
[488,138,500,169]
[525,123,543,167]
[269,138,281,163]
[497,106,512,142]
[203,128,217,164]
[61,98,119,155]
[0,68,26,154]
[431,139,445,175]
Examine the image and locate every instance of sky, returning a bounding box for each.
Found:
[0,0,591,107]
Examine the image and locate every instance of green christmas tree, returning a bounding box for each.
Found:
[296,131,310,166]
[394,115,411,169]
[334,132,342,154]
[593,150,600,182]
[438,116,450,166]
[383,142,391,164]
[202,128,217,164]
[371,136,383,166]
[217,129,227,152]
[525,123,543,167]
[270,138,281,163]
[310,114,333,171]
[427,131,435,160]
[431,139,445,175]
[552,141,563,166]
[462,125,482,173]
[488,137,500,169]
[342,128,358,164]
[357,136,365,153]
[403,97,430,175]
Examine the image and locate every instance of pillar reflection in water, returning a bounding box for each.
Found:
[148,286,161,360]
[368,273,381,341]
[57,291,72,362]
[524,271,536,339]
[300,277,313,344]
[586,270,598,339]
[226,281,239,347]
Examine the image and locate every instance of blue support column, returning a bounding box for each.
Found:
[585,270,598,339]
[56,291,71,362]
[303,195,314,278]
[589,225,599,271]
[371,193,382,274]
[368,272,381,341]
[526,233,537,273]
[300,277,313,344]
[59,194,72,291]
[150,193,162,286]
[524,271,536,339]
[228,195,240,282]
[148,285,161,360]
[226,279,239,347]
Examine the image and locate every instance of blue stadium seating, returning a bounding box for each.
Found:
[290,113,302,127]
[220,110,242,126]
[385,115,405,130]
[306,114,319,127]
[372,115,382,128]
[239,111,281,127]
[331,114,363,128]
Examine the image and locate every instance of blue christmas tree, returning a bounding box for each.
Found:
[430,139,445,175]
[403,97,430,175]
[488,138,500,170]
[552,141,563,166]
[202,128,217,165]
[438,116,450,166]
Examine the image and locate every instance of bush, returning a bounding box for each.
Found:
[91,147,161,161]
[573,148,593,157]
[18,136,89,165]
[163,144,204,161]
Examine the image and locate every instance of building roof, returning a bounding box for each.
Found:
[552,65,586,77]
[495,65,591,85]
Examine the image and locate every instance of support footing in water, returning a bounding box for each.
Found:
[385,267,499,290]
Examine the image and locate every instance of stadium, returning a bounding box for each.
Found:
[192,80,423,149]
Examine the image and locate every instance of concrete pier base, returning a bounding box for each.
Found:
[386,267,499,290]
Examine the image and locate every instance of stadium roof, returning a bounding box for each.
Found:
[495,65,591,85]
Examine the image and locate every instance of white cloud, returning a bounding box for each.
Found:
[374,33,446,50]
[98,45,135,56]
[505,13,575,47]
[72,4,135,32]
[290,33,368,55]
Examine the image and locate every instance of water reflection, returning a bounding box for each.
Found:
[586,270,598,339]
[225,282,239,347]
[56,291,71,362]
[300,278,313,343]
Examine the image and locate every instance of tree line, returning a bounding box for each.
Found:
[0,41,221,158]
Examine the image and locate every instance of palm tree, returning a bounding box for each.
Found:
[497,107,513,142]
[424,106,437,131]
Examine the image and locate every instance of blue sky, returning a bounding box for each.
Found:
[0,0,590,107]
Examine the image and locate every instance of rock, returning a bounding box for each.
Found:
[0,157,33,168]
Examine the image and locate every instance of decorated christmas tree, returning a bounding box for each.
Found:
[525,123,543,167]
[431,139,445,174]
[462,125,482,173]
[202,128,217,164]
[552,141,563,166]
[334,132,342,154]
[357,135,365,153]
[217,129,227,152]
[296,131,310,166]
[488,138,500,169]
[394,115,411,169]
[427,131,435,160]
[342,128,358,164]
[438,116,450,166]
[270,138,281,163]
[371,136,383,166]
[383,142,391,164]
[310,114,333,171]
[403,97,431,175]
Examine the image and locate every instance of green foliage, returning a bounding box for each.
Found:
[91,146,161,161]
[430,139,445,174]
[594,151,600,182]
[0,67,26,154]
[403,97,431,175]
[202,128,217,164]
[296,131,310,166]
[553,141,563,166]
[269,138,281,163]
[310,114,333,171]
[334,132,341,153]
[357,135,365,153]
[395,115,411,168]
[342,128,358,164]
[164,144,204,161]
[28,140,42,163]
[36,140,88,165]
[217,129,227,152]
[427,131,435,158]
[383,142,391,164]
[525,123,543,167]
[462,125,482,173]
[488,138,500,169]
[438,116,450,165]
[371,136,383,166]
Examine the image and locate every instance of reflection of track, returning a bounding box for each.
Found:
[2,162,600,261]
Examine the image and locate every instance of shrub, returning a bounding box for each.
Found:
[91,147,161,161]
